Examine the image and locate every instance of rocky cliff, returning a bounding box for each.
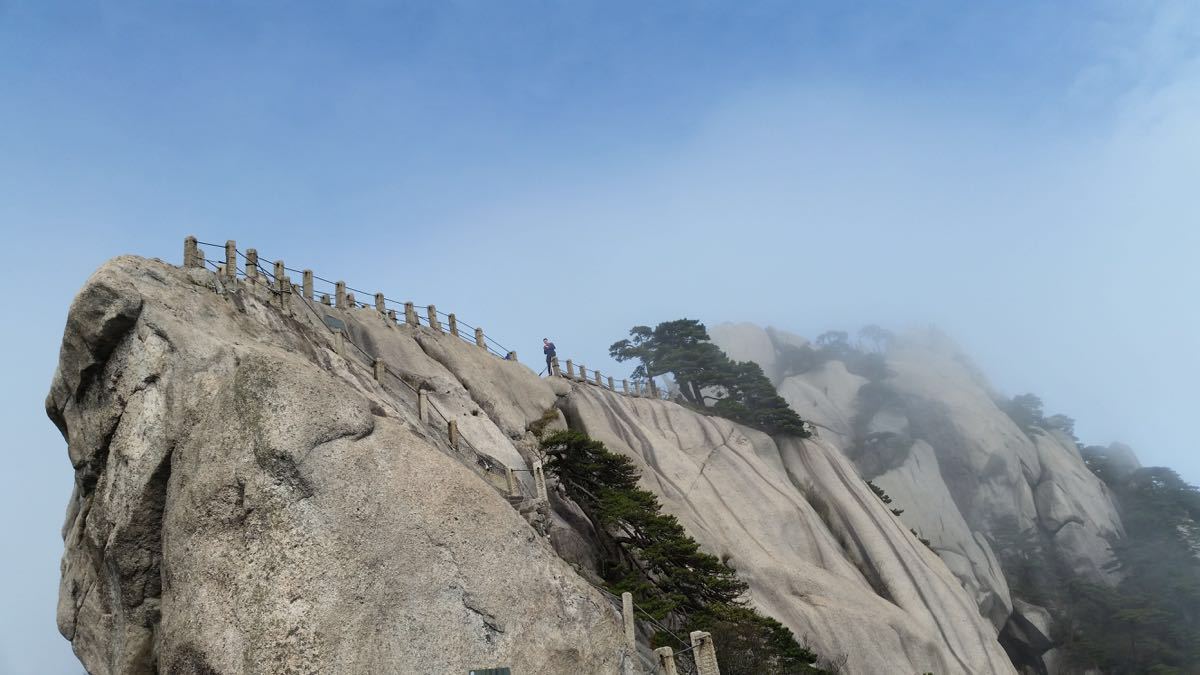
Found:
[50,256,1027,674]
[709,323,1126,672]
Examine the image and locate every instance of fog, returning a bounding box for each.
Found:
[2,1,1198,671]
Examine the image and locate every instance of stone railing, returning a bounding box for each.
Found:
[548,355,668,401]
[184,237,518,359]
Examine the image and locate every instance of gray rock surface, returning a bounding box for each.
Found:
[563,386,1016,675]
[48,257,627,675]
[710,323,1127,658]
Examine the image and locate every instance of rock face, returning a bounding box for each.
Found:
[51,258,1045,675]
[48,257,628,675]
[709,323,1127,672]
[563,387,1016,674]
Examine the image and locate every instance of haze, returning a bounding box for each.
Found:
[2,2,1198,672]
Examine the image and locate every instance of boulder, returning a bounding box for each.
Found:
[49,257,628,675]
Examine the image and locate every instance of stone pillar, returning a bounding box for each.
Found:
[279,275,292,312]
[333,331,345,357]
[336,281,347,308]
[427,305,441,331]
[506,468,520,498]
[448,419,459,449]
[690,631,720,675]
[386,309,397,323]
[225,240,237,281]
[622,379,629,395]
[649,379,658,397]
[321,293,331,306]
[373,358,385,382]
[621,592,636,655]
[417,390,429,423]
[302,270,313,300]
[244,249,258,283]
[655,647,678,675]
[273,260,285,291]
[405,302,418,326]
[183,236,201,268]
[346,292,356,307]
[578,365,587,382]
[448,314,459,337]
[474,327,485,349]
[551,356,561,377]
[595,371,602,386]
[375,292,386,313]
[566,360,575,378]
[532,461,548,501]
[608,376,615,390]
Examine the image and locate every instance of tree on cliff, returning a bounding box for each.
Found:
[541,430,828,674]
[608,319,728,406]
[1058,465,1200,672]
[610,319,811,437]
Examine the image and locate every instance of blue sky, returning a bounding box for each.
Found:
[3,2,1199,672]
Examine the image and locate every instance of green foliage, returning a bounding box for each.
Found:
[1001,393,1045,433]
[1043,413,1076,439]
[865,480,903,516]
[540,430,827,673]
[777,326,892,382]
[1007,458,1200,673]
[999,393,1078,441]
[858,324,894,353]
[609,319,730,406]
[611,319,811,437]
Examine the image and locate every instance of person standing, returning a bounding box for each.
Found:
[543,338,556,376]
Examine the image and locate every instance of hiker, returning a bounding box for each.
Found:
[543,337,556,376]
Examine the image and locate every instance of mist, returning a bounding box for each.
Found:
[2,1,1199,672]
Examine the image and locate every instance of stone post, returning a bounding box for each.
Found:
[595,371,602,386]
[608,376,615,390]
[375,292,386,314]
[551,356,561,377]
[566,360,575,378]
[506,351,517,361]
[405,302,418,326]
[427,305,441,331]
[273,260,285,291]
[474,327,486,349]
[386,309,397,323]
[621,592,636,655]
[506,468,520,498]
[649,379,659,398]
[532,461,548,502]
[690,631,720,675]
[655,647,678,675]
[321,293,331,306]
[579,365,588,383]
[448,419,459,449]
[245,249,258,283]
[417,390,429,423]
[622,379,629,395]
[333,331,345,357]
[225,240,237,281]
[302,270,313,300]
[346,292,356,307]
[448,313,459,337]
[336,281,347,308]
[183,236,201,268]
[373,358,385,382]
[279,275,292,313]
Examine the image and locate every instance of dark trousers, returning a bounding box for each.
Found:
[545,355,553,375]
